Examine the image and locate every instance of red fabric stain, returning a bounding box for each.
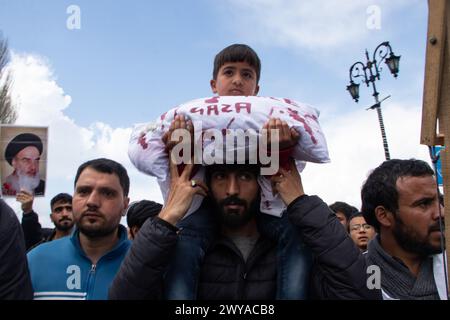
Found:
[283,98,300,108]
[226,117,235,129]
[205,96,219,103]
[286,108,317,145]
[305,114,318,121]
[222,117,236,135]
[138,133,149,149]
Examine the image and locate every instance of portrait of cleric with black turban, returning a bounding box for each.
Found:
[1,127,47,197]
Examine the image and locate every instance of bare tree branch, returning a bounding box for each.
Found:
[0,31,17,124]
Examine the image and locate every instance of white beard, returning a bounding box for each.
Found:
[17,171,41,193]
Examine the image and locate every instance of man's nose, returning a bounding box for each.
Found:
[29,161,38,174]
[226,175,239,196]
[432,201,445,220]
[86,191,100,208]
[62,208,72,217]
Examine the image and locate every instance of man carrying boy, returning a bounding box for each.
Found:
[163,44,311,299]
[111,44,378,300]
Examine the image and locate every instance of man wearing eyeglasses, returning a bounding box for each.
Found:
[361,159,447,300]
[348,213,376,252]
[17,192,74,250]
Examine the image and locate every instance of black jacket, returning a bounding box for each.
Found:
[197,234,276,300]
[289,196,380,299]
[21,210,53,251]
[0,199,33,300]
[109,195,381,300]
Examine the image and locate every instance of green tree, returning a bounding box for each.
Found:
[0,32,16,124]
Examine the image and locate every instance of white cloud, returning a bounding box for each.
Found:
[220,0,413,52]
[3,53,163,227]
[302,102,429,209]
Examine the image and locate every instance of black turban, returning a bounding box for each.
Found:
[126,200,163,228]
[4,133,43,166]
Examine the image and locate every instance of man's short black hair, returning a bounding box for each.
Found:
[329,201,358,220]
[126,200,162,228]
[361,159,435,232]
[348,212,364,223]
[50,193,72,210]
[212,44,261,83]
[74,158,130,196]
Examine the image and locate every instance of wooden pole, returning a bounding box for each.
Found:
[421,0,450,294]
[440,1,450,289]
[421,0,446,147]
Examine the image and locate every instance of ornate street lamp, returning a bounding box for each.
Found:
[346,41,401,160]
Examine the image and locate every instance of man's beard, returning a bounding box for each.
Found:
[76,214,117,239]
[393,213,444,256]
[17,171,40,192]
[213,194,259,230]
[55,219,74,232]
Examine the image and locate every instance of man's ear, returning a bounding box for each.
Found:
[130,226,140,239]
[122,197,130,216]
[374,205,394,229]
[210,79,217,93]
[254,84,259,95]
[127,227,133,240]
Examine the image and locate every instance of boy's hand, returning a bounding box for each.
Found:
[262,118,299,151]
[162,114,199,177]
[162,114,194,153]
[262,117,299,171]
[158,157,208,226]
[271,160,305,206]
[16,190,34,214]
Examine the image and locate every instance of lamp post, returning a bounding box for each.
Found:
[346,41,401,160]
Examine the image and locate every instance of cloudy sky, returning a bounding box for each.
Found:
[0,0,431,227]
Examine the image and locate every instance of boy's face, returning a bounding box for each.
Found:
[210,61,259,96]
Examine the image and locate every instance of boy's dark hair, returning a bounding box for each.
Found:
[126,200,162,228]
[74,158,130,197]
[212,44,261,83]
[329,201,358,220]
[361,159,435,232]
[50,193,72,210]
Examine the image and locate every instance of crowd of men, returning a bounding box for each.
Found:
[0,155,445,300]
